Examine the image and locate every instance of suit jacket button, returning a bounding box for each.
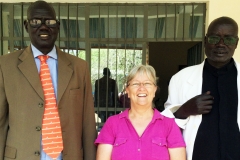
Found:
[38,103,43,108]
[36,126,41,131]
[34,151,40,156]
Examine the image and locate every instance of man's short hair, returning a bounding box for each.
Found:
[103,67,111,76]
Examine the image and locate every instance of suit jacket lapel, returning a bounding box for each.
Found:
[57,47,73,105]
[18,46,44,100]
[234,60,240,130]
[185,61,205,100]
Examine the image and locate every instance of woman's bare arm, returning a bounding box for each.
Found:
[96,144,113,160]
[169,147,186,160]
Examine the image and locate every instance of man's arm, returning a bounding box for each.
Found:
[174,91,214,119]
[0,63,9,159]
[163,74,213,129]
[163,75,186,118]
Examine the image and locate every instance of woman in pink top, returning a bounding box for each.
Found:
[95,65,186,160]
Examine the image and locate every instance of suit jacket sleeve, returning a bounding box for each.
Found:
[0,59,9,159]
[162,72,190,129]
[82,63,97,160]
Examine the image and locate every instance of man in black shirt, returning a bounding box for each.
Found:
[163,16,239,160]
[94,68,119,122]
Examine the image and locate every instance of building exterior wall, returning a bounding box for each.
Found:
[207,0,240,61]
[4,0,240,61]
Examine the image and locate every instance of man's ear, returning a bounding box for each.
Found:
[235,38,239,49]
[24,20,29,33]
[204,36,207,47]
[57,21,60,30]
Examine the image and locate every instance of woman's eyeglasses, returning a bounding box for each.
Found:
[128,82,155,88]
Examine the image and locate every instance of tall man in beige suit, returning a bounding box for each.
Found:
[0,1,97,160]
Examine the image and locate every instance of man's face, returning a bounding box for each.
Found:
[205,24,238,68]
[24,6,59,54]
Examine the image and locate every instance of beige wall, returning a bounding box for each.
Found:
[207,0,240,61]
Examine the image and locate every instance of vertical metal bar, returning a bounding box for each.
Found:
[174,4,176,40]
[0,3,2,55]
[132,4,134,65]
[94,4,100,125]
[76,3,79,57]
[86,4,91,103]
[183,3,185,41]
[9,3,14,53]
[96,5,102,118]
[116,5,119,101]
[67,4,70,53]
[142,4,148,65]
[133,4,136,45]
[156,4,159,41]
[105,5,110,114]
[98,4,101,43]
[116,5,119,40]
[107,4,110,43]
[201,3,206,61]
[57,3,60,48]
[143,4,148,41]
[124,4,127,47]
[132,3,136,90]
[21,3,24,49]
[191,3,194,40]
[107,5,116,114]
[124,4,127,79]
[85,4,90,66]
[97,4,101,87]
[164,3,167,41]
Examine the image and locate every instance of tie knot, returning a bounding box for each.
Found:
[38,55,49,63]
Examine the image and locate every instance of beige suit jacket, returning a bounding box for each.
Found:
[0,46,97,160]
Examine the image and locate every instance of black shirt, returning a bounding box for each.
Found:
[192,58,240,160]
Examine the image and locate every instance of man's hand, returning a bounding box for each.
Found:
[174,91,214,119]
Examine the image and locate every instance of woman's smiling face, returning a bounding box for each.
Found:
[126,72,157,108]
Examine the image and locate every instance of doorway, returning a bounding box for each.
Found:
[149,41,202,111]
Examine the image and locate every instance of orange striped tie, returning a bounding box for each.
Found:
[38,55,63,160]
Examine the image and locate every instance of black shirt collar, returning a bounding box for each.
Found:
[204,58,235,75]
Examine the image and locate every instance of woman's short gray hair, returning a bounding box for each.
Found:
[126,65,157,86]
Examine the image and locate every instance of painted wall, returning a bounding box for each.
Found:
[207,0,240,61]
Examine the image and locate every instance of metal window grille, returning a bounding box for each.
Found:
[0,3,206,130]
